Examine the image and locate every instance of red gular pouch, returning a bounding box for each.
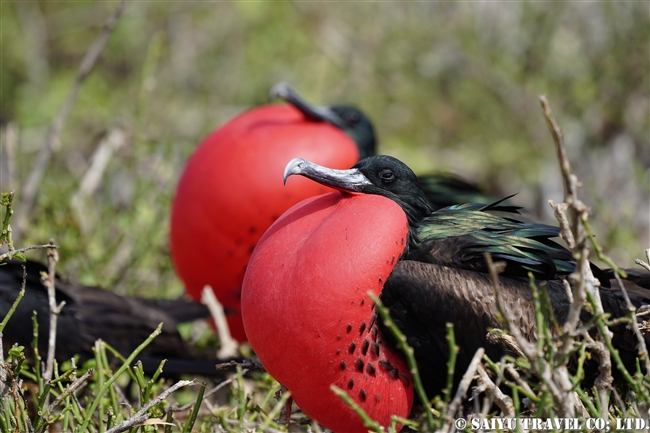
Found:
[242,192,413,433]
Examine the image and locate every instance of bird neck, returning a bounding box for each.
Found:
[398,194,433,255]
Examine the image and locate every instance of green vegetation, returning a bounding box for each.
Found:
[1,2,648,432]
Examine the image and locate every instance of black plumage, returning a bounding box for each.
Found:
[0,259,224,377]
[284,155,649,396]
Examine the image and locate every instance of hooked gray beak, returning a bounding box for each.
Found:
[283,158,372,193]
[269,83,344,128]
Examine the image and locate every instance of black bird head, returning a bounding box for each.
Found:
[269,82,376,159]
[284,155,433,234]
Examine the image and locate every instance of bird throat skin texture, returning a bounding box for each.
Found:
[242,192,413,433]
[170,104,359,341]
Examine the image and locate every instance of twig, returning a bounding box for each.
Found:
[277,384,292,426]
[261,388,292,431]
[215,359,264,371]
[540,95,603,310]
[611,268,650,375]
[504,364,536,400]
[330,385,384,432]
[548,200,575,250]
[78,323,163,432]
[14,0,129,239]
[221,418,286,433]
[484,254,536,360]
[46,367,94,413]
[1,190,16,252]
[0,243,58,262]
[369,292,435,430]
[540,95,614,414]
[486,253,576,416]
[201,285,239,358]
[42,242,63,384]
[104,379,194,433]
[70,127,128,234]
[635,249,650,272]
[540,96,572,200]
[443,323,459,403]
[475,364,514,417]
[173,373,246,412]
[440,347,484,433]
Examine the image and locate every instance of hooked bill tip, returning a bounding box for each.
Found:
[283,158,307,185]
[269,82,292,102]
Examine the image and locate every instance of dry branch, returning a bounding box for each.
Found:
[201,285,239,359]
[104,379,194,433]
[440,347,484,433]
[475,364,514,417]
[14,0,129,240]
[540,95,616,417]
[43,243,63,384]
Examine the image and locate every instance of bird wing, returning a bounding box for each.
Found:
[411,201,609,286]
[0,259,222,376]
[417,173,495,210]
[603,268,650,291]
[381,260,571,396]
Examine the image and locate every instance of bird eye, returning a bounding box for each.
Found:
[379,169,395,183]
[347,111,361,125]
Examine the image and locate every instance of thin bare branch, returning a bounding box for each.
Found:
[441,348,484,433]
[70,127,128,234]
[14,0,129,239]
[548,200,575,250]
[540,95,613,413]
[173,374,246,413]
[475,364,514,417]
[540,96,572,199]
[43,243,62,384]
[46,367,95,413]
[0,243,58,262]
[104,379,194,433]
[635,249,650,272]
[201,285,239,359]
[215,359,265,371]
[611,271,650,375]
[485,253,537,360]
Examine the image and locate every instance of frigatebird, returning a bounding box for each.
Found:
[241,155,649,432]
[269,82,497,209]
[0,259,229,377]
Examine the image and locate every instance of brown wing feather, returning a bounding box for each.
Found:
[381,260,571,395]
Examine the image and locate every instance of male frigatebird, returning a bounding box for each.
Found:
[0,259,229,377]
[241,155,649,432]
[269,82,497,209]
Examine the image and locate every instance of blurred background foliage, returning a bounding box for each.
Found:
[1,1,648,298]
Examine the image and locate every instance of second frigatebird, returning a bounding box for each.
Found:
[241,155,649,432]
[0,259,229,377]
